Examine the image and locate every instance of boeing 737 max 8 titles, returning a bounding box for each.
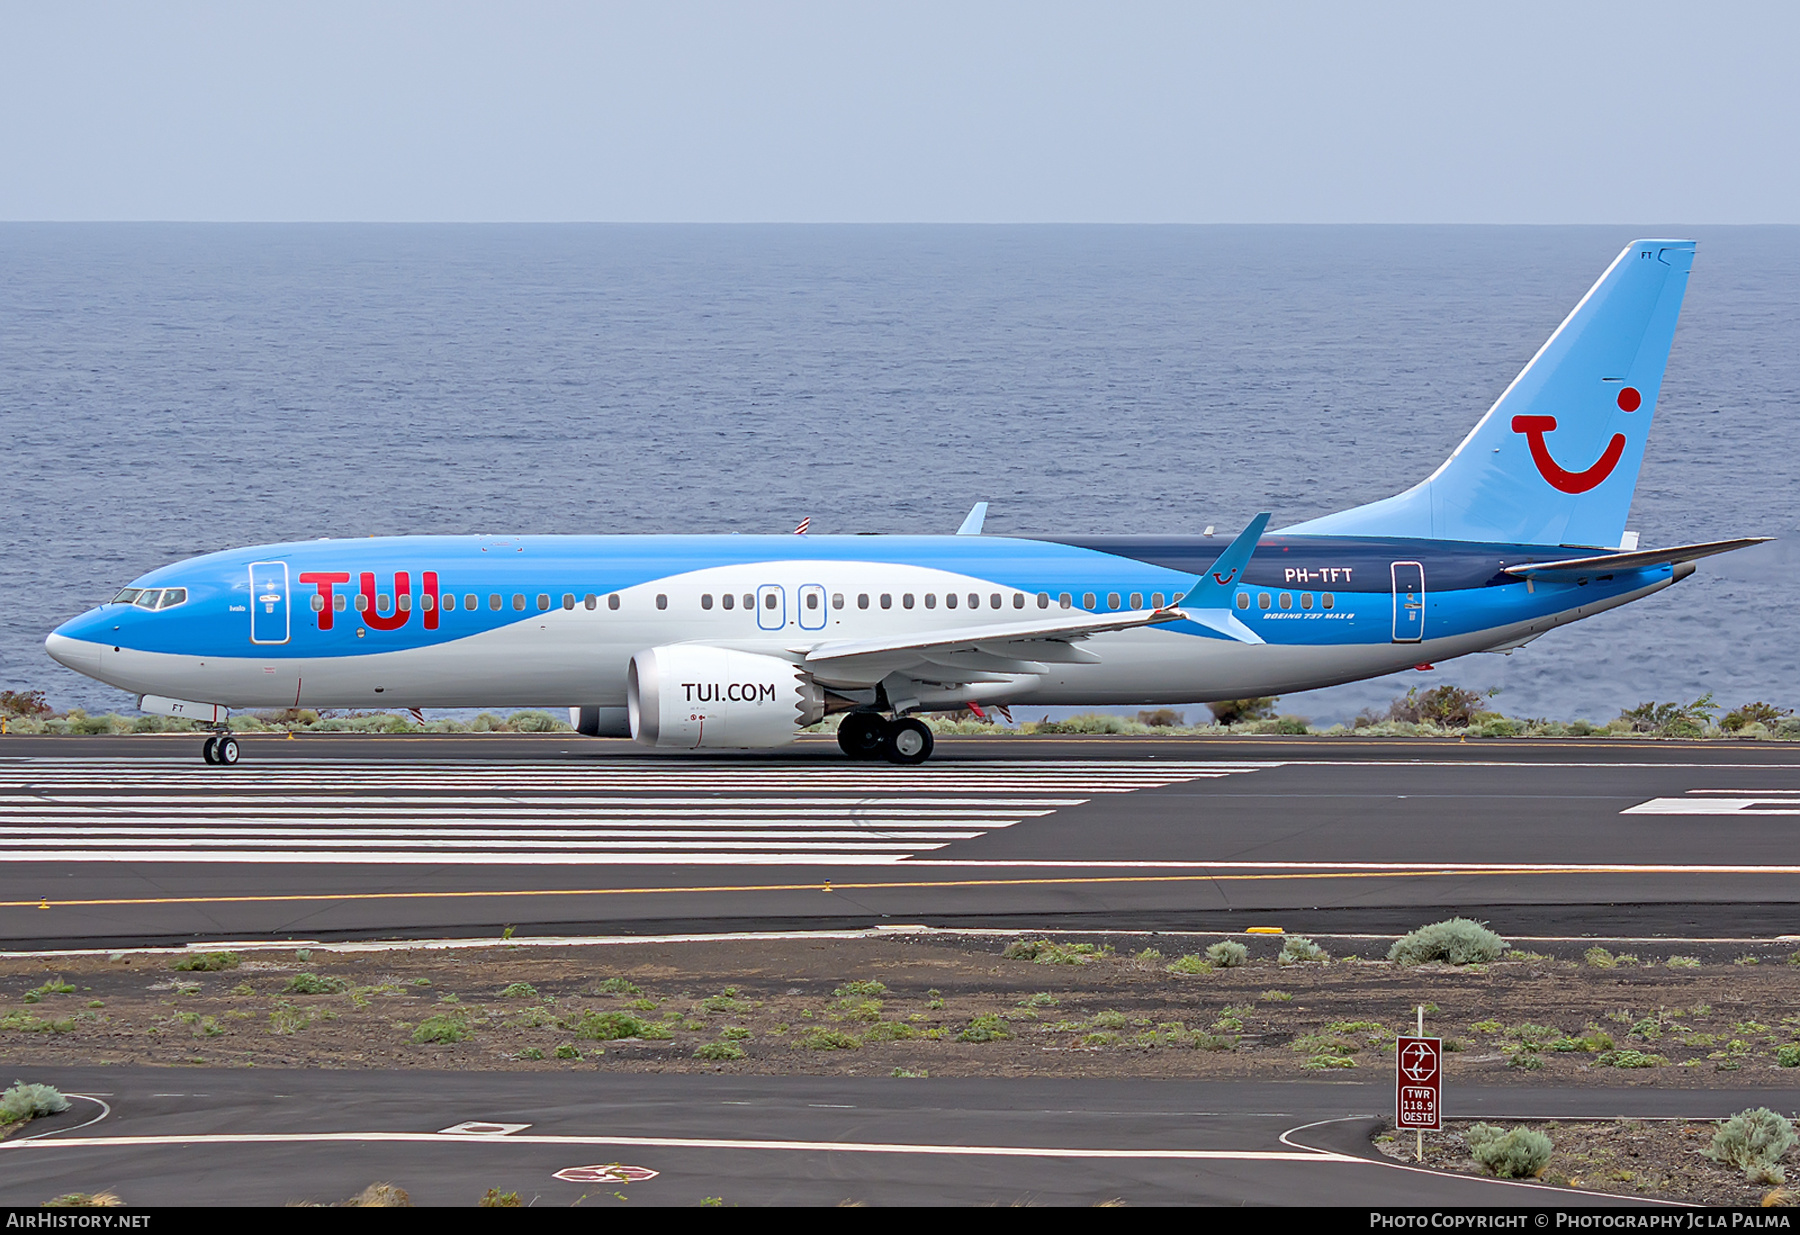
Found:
[46,240,1765,765]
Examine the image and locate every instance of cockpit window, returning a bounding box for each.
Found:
[113,588,142,605]
[158,588,187,609]
[133,590,164,609]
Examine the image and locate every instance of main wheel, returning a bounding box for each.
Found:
[215,735,241,766]
[885,717,934,766]
[201,735,219,764]
[837,712,889,760]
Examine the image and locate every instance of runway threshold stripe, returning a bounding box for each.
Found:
[9,863,1798,908]
[0,1129,1358,1164]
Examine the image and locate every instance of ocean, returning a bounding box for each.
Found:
[4,223,1796,725]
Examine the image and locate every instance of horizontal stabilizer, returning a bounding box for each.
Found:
[1504,536,1769,581]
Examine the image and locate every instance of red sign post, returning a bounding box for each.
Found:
[1396,1035,1442,1131]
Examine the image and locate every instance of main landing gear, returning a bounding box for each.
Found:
[837,712,935,766]
[201,732,240,766]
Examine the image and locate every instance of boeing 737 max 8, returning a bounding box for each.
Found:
[46,240,1764,765]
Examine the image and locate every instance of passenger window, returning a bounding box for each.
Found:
[1082,592,1096,610]
[356,594,370,612]
[701,594,714,610]
[1279,593,1292,610]
[858,593,870,610]
[135,590,162,609]
[1151,593,1164,609]
[925,594,937,609]
[1236,592,1250,610]
[512,595,526,611]
[378,594,393,613]
[1322,592,1335,610]
[1013,593,1024,609]
[562,594,575,610]
[1258,593,1272,610]
[1301,592,1314,610]
[968,593,979,609]
[657,594,669,610]
[743,594,754,610]
[806,592,819,610]
[1106,593,1120,610]
[1038,592,1050,608]
[608,594,621,610]
[398,594,412,612]
[721,593,734,610]
[762,593,776,610]
[489,595,502,610]
[943,593,955,609]
[421,595,434,612]
[160,588,186,608]
[1129,592,1142,609]
[832,592,844,610]
[536,594,550,611]
[310,594,325,612]
[881,593,893,609]
[1060,593,1072,609]
[441,594,454,612]
[903,593,915,609]
[335,595,348,613]
[584,594,597,610]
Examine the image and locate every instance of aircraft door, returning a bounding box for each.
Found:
[1391,561,1425,643]
[756,584,786,631]
[249,561,291,645]
[797,583,827,631]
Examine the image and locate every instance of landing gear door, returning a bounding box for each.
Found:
[756,584,786,631]
[1391,561,1425,643]
[249,561,291,645]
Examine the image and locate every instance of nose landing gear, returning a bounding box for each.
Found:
[201,733,240,766]
[836,712,935,765]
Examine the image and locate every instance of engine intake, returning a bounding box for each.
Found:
[628,645,824,749]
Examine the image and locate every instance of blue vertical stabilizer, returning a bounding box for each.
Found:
[1281,240,1695,548]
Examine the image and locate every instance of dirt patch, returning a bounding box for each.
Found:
[3,931,1798,1079]
[1376,1118,1797,1208]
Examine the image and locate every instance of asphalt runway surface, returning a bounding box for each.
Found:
[9,1068,1792,1207]
[4,735,1800,949]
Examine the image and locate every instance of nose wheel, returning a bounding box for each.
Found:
[202,734,240,766]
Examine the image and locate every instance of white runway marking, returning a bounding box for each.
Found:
[0,759,1271,865]
[1625,790,1800,816]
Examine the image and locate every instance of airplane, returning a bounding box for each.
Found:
[45,239,1765,766]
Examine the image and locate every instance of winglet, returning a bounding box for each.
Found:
[956,502,989,536]
[1176,513,1270,643]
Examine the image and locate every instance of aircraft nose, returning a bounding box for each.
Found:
[45,630,105,676]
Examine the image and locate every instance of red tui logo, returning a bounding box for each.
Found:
[1510,388,1640,495]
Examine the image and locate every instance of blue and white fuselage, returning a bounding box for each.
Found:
[44,240,1765,763]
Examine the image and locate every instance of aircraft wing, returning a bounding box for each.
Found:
[1503,536,1769,581]
[800,606,1186,684]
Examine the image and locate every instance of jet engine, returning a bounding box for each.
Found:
[627,645,826,749]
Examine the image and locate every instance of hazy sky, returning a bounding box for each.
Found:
[3,1,1796,223]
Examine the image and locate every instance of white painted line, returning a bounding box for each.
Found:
[0,850,916,864]
[1624,798,1800,815]
[0,1129,1360,1164]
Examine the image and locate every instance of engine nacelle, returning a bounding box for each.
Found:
[628,645,824,749]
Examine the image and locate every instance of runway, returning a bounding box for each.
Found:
[9,1068,1778,1207]
[3,735,1799,947]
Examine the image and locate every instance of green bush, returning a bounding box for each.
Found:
[283,973,347,994]
[1704,1108,1797,1185]
[693,1042,745,1061]
[1466,1124,1553,1178]
[508,710,564,733]
[1207,697,1278,725]
[1617,694,1717,737]
[0,1082,70,1124]
[1594,1049,1663,1068]
[798,1029,860,1050]
[1775,1045,1800,1068]
[498,982,538,998]
[1205,940,1250,968]
[1388,919,1506,966]
[833,980,887,998]
[593,977,641,996]
[957,1014,1012,1043]
[566,1010,668,1041]
[410,1014,468,1044]
[173,952,240,972]
[1279,935,1329,964]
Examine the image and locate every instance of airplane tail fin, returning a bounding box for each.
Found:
[1281,240,1696,548]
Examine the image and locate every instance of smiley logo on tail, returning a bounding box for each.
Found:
[1510,386,1640,495]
